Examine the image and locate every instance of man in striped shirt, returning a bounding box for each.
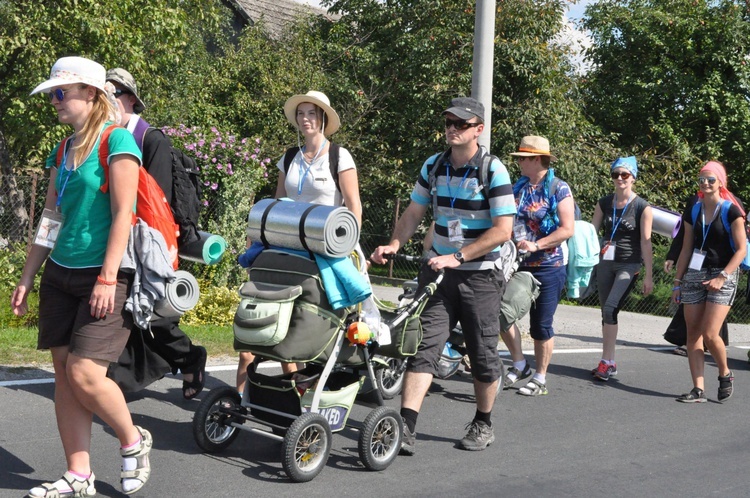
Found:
[372,97,515,453]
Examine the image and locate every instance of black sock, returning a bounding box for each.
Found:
[474,409,491,426]
[400,408,418,432]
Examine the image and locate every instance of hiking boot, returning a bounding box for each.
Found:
[676,387,707,403]
[459,420,495,451]
[400,418,416,456]
[593,360,617,381]
[503,363,532,389]
[718,371,734,402]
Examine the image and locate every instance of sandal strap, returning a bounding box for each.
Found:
[31,472,96,498]
[120,426,152,494]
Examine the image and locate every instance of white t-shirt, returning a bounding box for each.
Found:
[277,146,356,207]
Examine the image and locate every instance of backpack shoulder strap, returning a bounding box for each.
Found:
[428,150,450,216]
[720,200,737,251]
[479,152,495,202]
[55,136,74,168]
[329,142,340,193]
[132,118,151,152]
[282,146,301,176]
[690,201,701,227]
[98,124,126,193]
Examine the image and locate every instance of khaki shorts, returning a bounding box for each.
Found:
[38,260,134,362]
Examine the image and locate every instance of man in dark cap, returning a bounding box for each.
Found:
[372,97,515,453]
[106,68,207,400]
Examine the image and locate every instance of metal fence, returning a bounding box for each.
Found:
[4,171,750,324]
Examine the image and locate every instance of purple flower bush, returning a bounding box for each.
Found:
[163,124,272,207]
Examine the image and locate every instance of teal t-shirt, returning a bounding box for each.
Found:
[45,124,141,268]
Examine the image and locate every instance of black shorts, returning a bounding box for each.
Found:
[407,265,504,383]
[38,260,134,362]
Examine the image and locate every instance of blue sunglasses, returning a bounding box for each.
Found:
[48,86,83,102]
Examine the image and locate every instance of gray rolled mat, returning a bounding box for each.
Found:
[153,270,200,318]
[652,206,682,238]
[179,231,227,265]
[246,198,359,258]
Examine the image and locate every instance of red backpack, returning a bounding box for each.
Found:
[56,124,180,269]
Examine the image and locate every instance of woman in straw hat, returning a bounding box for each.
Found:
[590,156,653,382]
[672,161,744,403]
[501,135,575,396]
[11,56,153,496]
[236,90,362,391]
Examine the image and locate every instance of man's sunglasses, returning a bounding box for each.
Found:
[445,118,481,131]
[610,171,632,180]
[698,176,718,185]
[113,89,132,98]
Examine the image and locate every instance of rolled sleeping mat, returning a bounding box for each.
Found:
[652,206,682,238]
[153,270,201,319]
[246,198,359,258]
[178,231,227,265]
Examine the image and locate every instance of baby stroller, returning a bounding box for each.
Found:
[192,250,440,482]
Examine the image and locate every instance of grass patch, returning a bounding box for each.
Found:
[0,326,49,366]
[0,324,238,368]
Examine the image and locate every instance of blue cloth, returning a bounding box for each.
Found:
[611,156,638,178]
[238,241,265,268]
[238,244,371,309]
[566,220,601,298]
[312,252,372,309]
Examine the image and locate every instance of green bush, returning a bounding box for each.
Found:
[182,282,240,326]
[0,242,42,327]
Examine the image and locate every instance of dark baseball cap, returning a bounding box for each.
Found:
[442,97,485,122]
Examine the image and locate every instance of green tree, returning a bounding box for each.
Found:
[0,0,228,240]
[582,0,750,208]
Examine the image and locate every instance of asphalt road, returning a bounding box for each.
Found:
[2,340,750,498]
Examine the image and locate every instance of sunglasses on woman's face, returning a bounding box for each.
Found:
[445,118,481,131]
[698,176,718,185]
[48,88,72,102]
[610,171,632,180]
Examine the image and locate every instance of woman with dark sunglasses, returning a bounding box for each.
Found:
[591,156,653,382]
[672,161,745,403]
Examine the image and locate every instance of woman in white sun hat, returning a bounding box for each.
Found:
[276,90,361,222]
[11,56,153,497]
[236,90,363,390]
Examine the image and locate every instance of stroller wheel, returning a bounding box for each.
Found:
[282,412,332,482]
[193,386,243,452]
[358,406,403,471]
[375,358,406,399]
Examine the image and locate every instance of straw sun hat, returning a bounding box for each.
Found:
[283,90,341,137]
[509,135,558,162]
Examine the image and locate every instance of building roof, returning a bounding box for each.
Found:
[229,0,335,38]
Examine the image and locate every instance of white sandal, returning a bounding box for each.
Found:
[28,471,96,497]
[517,378,548,396]
[120,426,152,495]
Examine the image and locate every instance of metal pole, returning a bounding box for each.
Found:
[472,0,496,150]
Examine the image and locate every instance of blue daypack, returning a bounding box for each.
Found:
[690,200,750,271]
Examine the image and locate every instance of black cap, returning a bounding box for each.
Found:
[442,97,485,122]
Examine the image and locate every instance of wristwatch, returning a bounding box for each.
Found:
[720,270,730,279]
[454,251,465,264]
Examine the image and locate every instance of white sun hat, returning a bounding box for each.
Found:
[283,90,341,136]
[30,56,107,95]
